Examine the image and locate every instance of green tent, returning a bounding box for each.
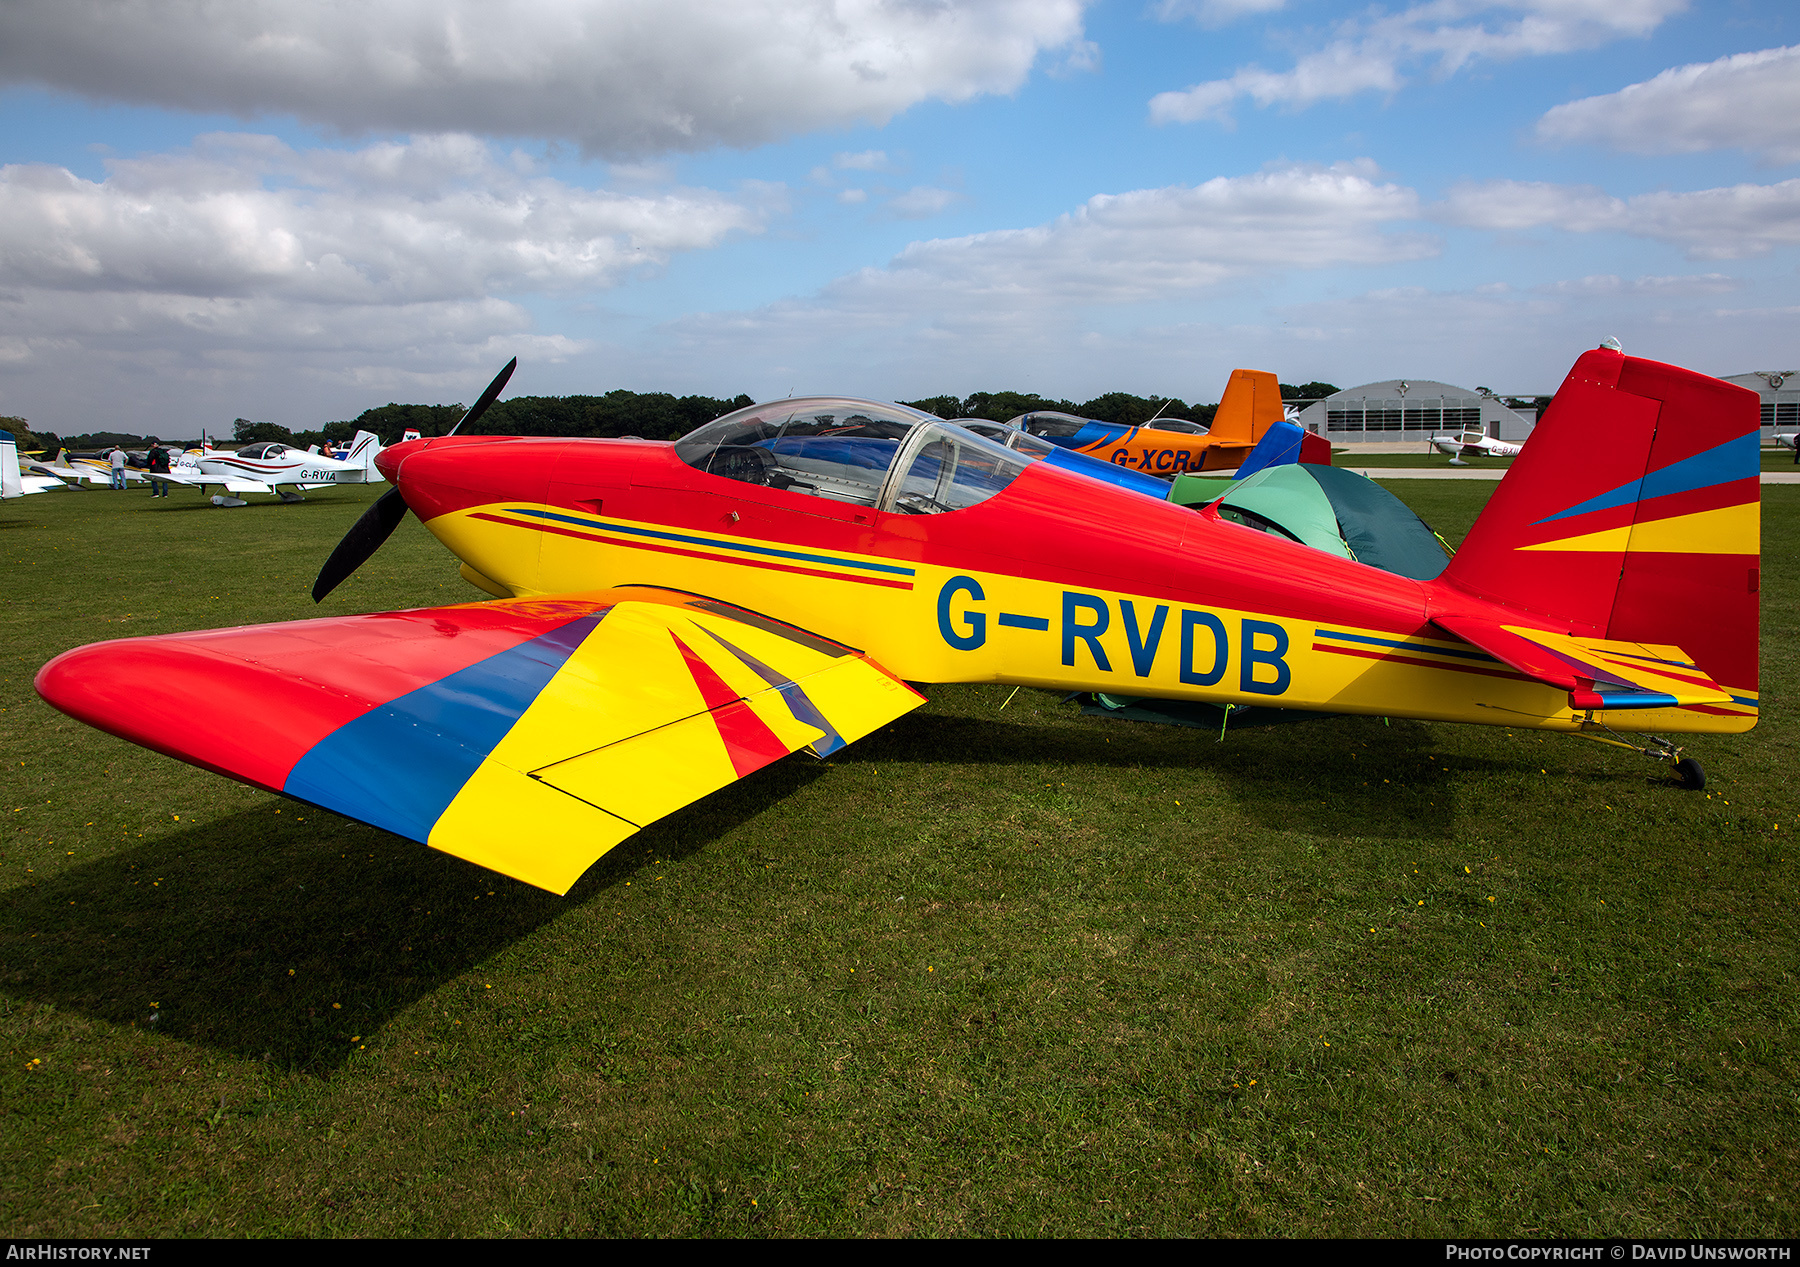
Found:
[1169,465,1452,580]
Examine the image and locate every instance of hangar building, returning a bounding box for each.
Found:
[1290,380,1535,446]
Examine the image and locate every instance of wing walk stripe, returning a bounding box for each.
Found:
[694,624,847,756]
[470,514,915,590]
[509,507,916,576]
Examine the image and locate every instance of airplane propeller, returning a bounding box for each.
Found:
[311,358,516,603]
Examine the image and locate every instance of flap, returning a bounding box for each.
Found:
[1431,613,1732,710]
[37,586,925,894]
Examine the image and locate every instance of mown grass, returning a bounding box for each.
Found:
[2,479,1796,1237]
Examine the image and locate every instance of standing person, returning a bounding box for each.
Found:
[147,438,171,498]
[109,446,126,490]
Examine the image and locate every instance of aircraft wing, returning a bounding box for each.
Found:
[1430,615,1734,710]
[39,464,110,486]
[224,479,275,495]
[36,586,926,894]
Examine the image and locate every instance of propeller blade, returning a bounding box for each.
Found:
[311,485,411,603]
[312,358,514,602]
[447,357,516,437]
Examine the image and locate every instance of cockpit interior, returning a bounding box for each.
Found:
[674,397,1034,515]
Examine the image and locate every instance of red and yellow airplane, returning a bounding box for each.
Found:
[1012,368,1328,475]
[37,346,1760,895]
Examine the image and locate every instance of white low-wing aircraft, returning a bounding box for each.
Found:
[1430,425,1524,465]
[166,431,385,505]
[2,431,69,498]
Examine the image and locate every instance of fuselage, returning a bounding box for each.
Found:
[1431,435,1523,459]
[377,434,1754,736]
[182,447,369,485]
[1033,418,1254,475]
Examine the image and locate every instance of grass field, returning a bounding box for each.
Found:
[2,479,1796,1238]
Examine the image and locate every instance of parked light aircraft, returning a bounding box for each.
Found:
[38,346,1759,895]
[1010,369,1328,476]
[1431,426,1525,464]
[2,431,68,498]
[162,431,385,505]
[35,449,152,487]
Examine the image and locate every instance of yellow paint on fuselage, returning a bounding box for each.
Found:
[423,501,1754,736]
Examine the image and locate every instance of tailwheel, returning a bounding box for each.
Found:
[1574,719,1707,790]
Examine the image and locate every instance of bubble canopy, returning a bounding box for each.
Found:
[673,396,1033,515]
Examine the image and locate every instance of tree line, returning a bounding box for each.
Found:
[6,381,1345,453]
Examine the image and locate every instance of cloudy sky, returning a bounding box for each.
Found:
[2,0,1795,433]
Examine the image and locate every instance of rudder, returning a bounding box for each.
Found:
[0,432,20,500]
[1436,345,1760,707]
[1209,369,1286,445]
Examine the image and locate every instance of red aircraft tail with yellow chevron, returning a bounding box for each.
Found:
[1431,345,1759,720]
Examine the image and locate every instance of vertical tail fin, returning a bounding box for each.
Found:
[0,431,21,500]
[1436,346,1760,703]
[1208,369,1286,445]
[346,431,385,482]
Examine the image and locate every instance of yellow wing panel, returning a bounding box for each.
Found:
[427,588,926,894]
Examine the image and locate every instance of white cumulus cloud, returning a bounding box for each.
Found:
[0,133,766,305]
[1151,0,1287,29]
[879,161,1431,303]
[651,162,1434,385]
[1437,177,1800,259]
[1533,273,1741,297]
[1150,0,1684,126]
[0,0,1091,157]
[1537,44,1800,163]
[0,133,768,431]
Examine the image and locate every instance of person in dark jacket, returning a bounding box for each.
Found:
[147,438,171,498]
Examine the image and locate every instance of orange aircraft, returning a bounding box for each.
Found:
[1007,368,1327,477]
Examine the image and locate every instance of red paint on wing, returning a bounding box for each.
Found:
[668,631,792,778]
[35,601,609,791]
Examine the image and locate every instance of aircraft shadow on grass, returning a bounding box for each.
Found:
[0,697,1671,1070]
[847,705,1499,841]
[0,761,821,1072]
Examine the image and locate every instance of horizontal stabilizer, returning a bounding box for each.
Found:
[1431,614,1732,711]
